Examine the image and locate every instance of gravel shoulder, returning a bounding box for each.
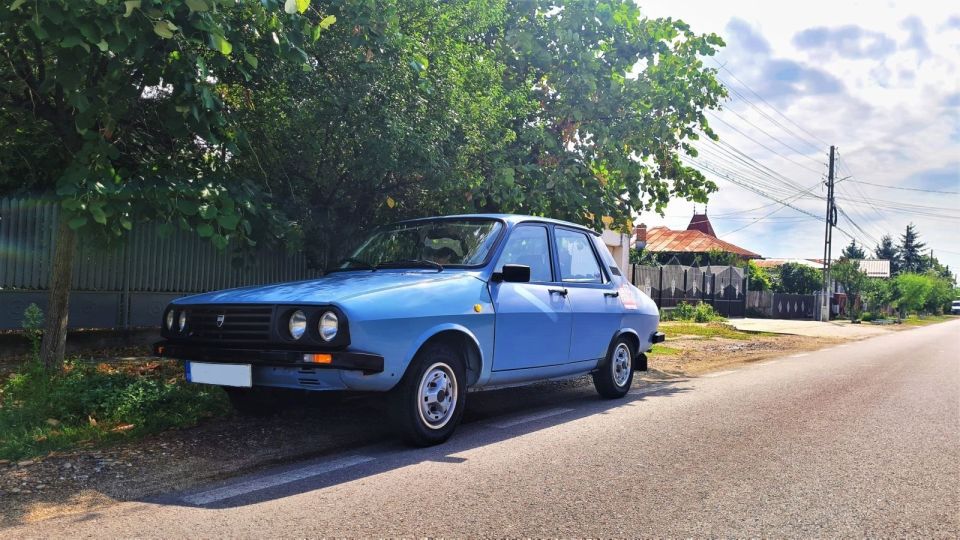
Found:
[0,320,897,527]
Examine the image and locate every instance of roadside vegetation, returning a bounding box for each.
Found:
[660,301,724,323]
[0,358,229,462]
[0,305,228,461]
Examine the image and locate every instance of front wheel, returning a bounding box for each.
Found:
[593,337,634,399]
[389,343,466,447]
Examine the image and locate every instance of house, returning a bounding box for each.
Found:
[634,211,761,263]
[853,259,891,278]
[753,258,822,270]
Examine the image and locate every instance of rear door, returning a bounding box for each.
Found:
[552,227,623,363]
[490,224,573,371]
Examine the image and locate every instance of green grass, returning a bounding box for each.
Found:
[660,321,768,341]
[649,344,681,356]
[0,359,229,461]
[900,314,958,327]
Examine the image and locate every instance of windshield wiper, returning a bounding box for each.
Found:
[326,257,376,273]
[375,259,444,272]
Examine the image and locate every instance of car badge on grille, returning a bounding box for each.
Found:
[216,314,225,328]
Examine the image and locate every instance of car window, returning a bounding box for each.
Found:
[554,228,604,284]
[495,226,552,282]
[345,220,503,268]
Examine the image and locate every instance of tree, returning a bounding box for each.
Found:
[774,263,821,294]
[831,258,868,319]
[0,0,333,368]
[898,223,927,274]
[747,260,773,291]
[232,0,728,267]
[841,240,865,260]
[892,273,932,317]
[874,234,900,275]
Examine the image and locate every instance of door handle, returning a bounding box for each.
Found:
[604,291,620,297]
[548,288,568,296]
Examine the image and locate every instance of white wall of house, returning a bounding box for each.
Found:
[601,230,631,274]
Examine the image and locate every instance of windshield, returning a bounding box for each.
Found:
[342,219,503,269]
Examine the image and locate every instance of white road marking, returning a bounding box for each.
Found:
[790,353,810,358]
[702,370,736,378]
[758,360,779,366]
[487,408,574,429]
[182,455,375,505]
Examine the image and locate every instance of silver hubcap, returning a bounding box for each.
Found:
[418,363,458,430]
[612,343,631,387]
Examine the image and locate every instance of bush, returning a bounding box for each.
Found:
[0,360,229,460]
[661,301,723,323]
[861,311,876,322]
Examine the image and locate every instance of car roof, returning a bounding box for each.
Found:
[394,214,601,236]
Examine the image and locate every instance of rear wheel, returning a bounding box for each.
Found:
[389,343,466,446]
[593,337,634,399]
[224,387,283,417]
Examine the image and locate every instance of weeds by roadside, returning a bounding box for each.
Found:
[660,301,724,323]
[659,321,770,341]
[0,359,229,461]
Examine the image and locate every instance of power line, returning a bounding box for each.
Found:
[713,61,831,147]
[705,112,826,175]
[720,83,824,154]
[840,178,960,195]
[717,101,826,166]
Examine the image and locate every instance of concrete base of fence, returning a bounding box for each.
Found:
[0,327,160,358]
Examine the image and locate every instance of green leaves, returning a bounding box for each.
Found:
[283,0,309,15]
[153,21,176,39]
[9,0,27,11]
[123,0,140,18]
[185,0,209,12]
[212,34,232,55]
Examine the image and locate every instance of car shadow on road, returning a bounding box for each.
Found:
[0,376,689,528]
[154,378,690,511]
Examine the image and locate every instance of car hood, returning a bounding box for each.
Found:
[174,270,481,305]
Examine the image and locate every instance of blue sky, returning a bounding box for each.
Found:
[635,0,960,276]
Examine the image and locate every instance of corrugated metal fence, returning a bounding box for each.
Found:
[0,198,320,329]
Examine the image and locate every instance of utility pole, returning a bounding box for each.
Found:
[820,145,836,321]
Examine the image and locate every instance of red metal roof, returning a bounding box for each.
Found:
[644,226,761,258]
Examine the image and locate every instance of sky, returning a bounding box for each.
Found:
[634,0,960,277]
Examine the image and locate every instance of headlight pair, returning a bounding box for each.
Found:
[287,310,339,342]
[165,309,188,333]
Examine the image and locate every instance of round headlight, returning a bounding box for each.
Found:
[319,311,339,342]
[178,311,188,333]
[288,310,307,340]
[165,309,175,330]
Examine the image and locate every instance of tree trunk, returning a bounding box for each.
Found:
[39,218,78,370]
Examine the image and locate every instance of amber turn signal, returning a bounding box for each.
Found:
[303,353,332,364]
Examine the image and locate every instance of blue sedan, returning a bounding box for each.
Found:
[155,214,664,445]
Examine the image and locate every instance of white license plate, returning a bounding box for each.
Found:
[186,362,252,387]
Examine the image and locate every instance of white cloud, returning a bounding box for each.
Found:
[633,0,960,276]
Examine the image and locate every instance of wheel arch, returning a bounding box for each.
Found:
[610,328,641,357]
[405,325,484,387]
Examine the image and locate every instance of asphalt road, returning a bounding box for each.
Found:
[5,320,959,537]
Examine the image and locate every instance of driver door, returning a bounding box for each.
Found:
[490,225,573,371]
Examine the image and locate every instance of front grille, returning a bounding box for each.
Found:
[183,305,274,345]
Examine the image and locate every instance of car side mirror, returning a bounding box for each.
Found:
[493,264,531,283]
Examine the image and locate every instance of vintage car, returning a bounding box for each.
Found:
[154,214,664,445]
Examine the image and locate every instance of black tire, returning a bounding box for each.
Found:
[593,337,635,399]
[224,387,283,417]
[389,343,466,447]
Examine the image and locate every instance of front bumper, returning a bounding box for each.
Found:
[153,341,384,374]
